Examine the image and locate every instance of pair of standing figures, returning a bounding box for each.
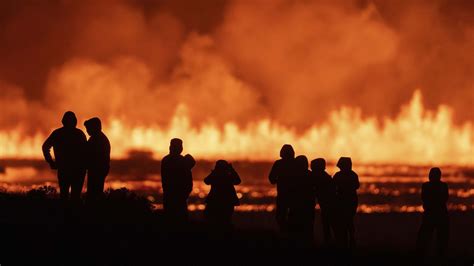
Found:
[42,111,110,201]
[161,138,241,231]
[269,144,359,248]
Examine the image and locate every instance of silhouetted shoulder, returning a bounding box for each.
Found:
[269,159,284,184]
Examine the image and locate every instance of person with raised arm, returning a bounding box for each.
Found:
[204,160,241,232]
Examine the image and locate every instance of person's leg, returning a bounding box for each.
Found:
[87,171,101,200]
[57,170,71,200]
[416,216,434,257]
[436,216,450,257]
[321,208,331,244]
[276,197,288,232]
[70,170,85,201]
[348,203,358,249]
[98,174,106,195]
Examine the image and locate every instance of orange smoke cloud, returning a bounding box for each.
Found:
[0,0,472,163]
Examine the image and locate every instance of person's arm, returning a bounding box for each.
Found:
[161,158,170,191]
[268,161,279,184]
[105,137,111,167]
[442,183,449,204]
[185,170,193,197]
[229,164,241,185]
[42,132,57,169]
[80,131,88,170]
[204,169,219,185]
[353,172,360,190]
[421,183,428,205]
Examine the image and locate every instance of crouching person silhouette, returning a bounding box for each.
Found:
[204,160,241,234]
[416,167,449,259]
[161,138,194,227]
[84,117,110,201]
[42,111,86,202]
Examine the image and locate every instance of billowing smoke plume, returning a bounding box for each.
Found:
[0,0,472,134]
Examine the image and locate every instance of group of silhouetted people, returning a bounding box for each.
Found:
[42,111,110,202]
[42,111,450,258]
[160,138,241,233]
[269,145,359,248]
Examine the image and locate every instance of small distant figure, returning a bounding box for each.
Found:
[269,144,296,232]
[287,155,315,246]
[311,158,337,245]
[42,111,87,201]
[84,117,110,201]
[161,138,194,225]
[204,160,241,231]
[416,167,449,258]
[333,157,359,249]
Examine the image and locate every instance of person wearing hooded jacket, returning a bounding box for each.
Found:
[42,111,87,201]
[84,117,110,201]
[416,167,449,258]
[311,158,337,245]
[333,157,359,249]
[204,160,241,230]
[268,144,296,232]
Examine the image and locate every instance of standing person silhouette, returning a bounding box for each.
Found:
[42,111,87,201]
[311,158,337,245]
[161,138,194,226]
[333,157,359,249]
[287,155,315,246]
[204,160,241,232]
[416,167,449,258]
[84,117,110,201]
[269,144,296,233]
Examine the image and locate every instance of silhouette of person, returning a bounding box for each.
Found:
[287,155,315,246]
[333,157,359,249]
[269,144,296,233]
[42,111,87,201]
[204,160,241,232]
[161,138,194,225]
[183,153,196,198]
[416,167,449,258]
[84,117,110,201]
[311,158,337,245]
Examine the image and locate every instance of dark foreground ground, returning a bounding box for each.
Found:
[0,188,472,265]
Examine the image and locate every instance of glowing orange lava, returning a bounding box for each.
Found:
[0,90,472,165]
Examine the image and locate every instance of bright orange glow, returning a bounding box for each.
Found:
[0,90,472,165]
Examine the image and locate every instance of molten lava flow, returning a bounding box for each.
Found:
[0,90,472,165]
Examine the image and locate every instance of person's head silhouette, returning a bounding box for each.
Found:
[295,155,309,170]
[280,144,295,160]
[311,158,326,172]
[337,157,352,171]
[84,117,102,136]
[62,111,77,128]
[429,167,442,182]
[169,138,183,155]
[215,160,229,172]
[184,154,196,169]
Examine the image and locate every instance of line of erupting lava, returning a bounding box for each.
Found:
[0,91,473,165]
